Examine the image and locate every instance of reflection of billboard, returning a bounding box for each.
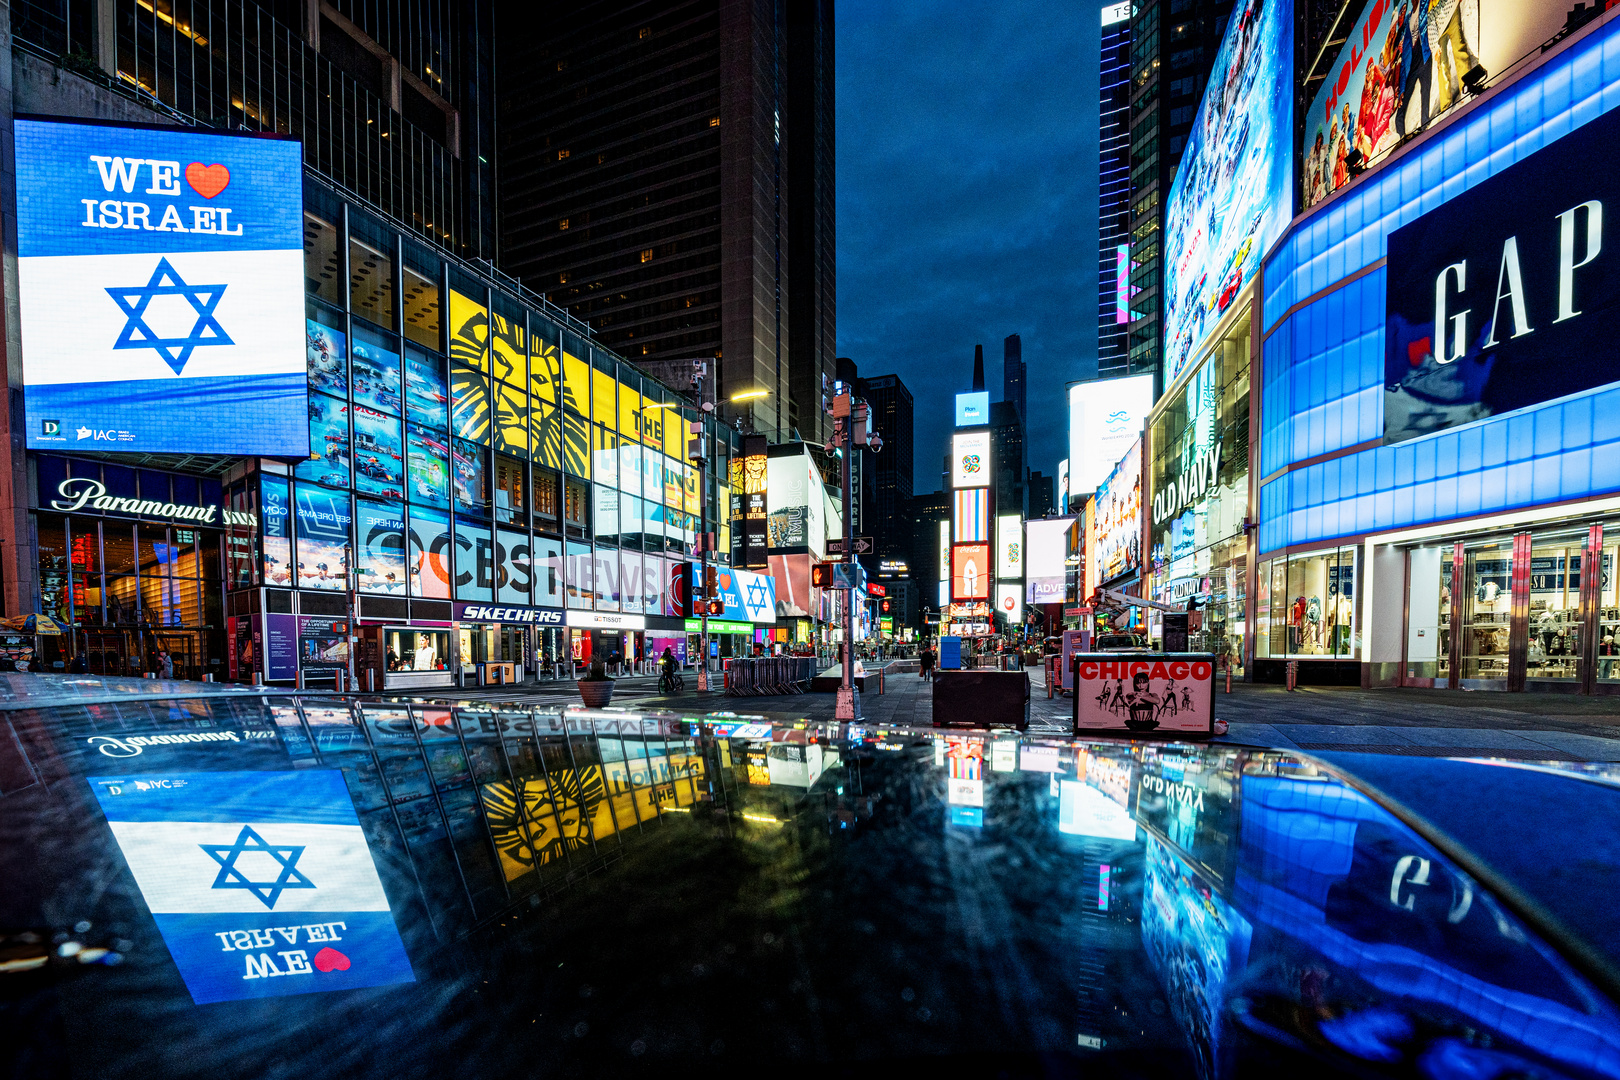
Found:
[1384,103,1620,445]
[1142,836,1252,1078]
[951,430,991,488]
[996,514,1022,578]
[89,770,414,1004]
[1162,0,1292,384]
[951,544,990,601]
[1304,0,1569,211]
[1025,517,1073,604]
[16,119,308,455]
[1068,375,1152,497]
[1058,780,1137,839]
[1096,438,1141,583]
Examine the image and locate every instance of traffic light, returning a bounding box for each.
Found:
[811,562,833,588]
[704,565,719,596]
[706,598,724,615]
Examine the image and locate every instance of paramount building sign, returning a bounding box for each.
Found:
[49,477,254,526]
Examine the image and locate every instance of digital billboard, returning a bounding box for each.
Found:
[1067,374,1152,498]
[951,430,991,488]
[1162,0,1292,384]
[951,544,990,601]
[953,488,989,542]
[955,391,990,427]
[1096,438,1142,583]
[1025,517,1074,605]
[16,119,308,455]
[1304,0,1571,211]
[996,514,1022,578]
[766,449,816,550]
[1384,100,1620,445]
[995,583,1023,624]
[717,567,776,624]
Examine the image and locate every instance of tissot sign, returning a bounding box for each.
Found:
[1385,101,1619,445]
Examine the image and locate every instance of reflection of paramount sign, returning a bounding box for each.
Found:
[455,604,563,625]
[51,477,236,524]
[1151,444,1221,525]
[87,730,276,757]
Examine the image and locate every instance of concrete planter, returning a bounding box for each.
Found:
[577,679,615,708]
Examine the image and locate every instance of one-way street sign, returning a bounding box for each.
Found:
[827,536,874,556]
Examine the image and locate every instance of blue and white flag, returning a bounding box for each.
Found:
[15,119,308,456]
[90,771,414,1004]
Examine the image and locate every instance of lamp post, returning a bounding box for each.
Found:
[828,383,882,720]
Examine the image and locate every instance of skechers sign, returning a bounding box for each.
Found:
[15,118,308,456]
[1385,102,1619,445]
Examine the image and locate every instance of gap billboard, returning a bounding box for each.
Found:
[16,118,308,455]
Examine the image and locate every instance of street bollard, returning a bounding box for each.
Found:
[296,669,306,690]
[252,673,263,686]
[334,670,344,692]
[366,669,377,692]
[1286,660,1298,692]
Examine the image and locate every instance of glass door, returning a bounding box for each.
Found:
[1460,543,1512,683]
[1528,532,1585,683]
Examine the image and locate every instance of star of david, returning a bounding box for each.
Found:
[106,258,233,375]
[745,579,771,612]
[199,825,316,909]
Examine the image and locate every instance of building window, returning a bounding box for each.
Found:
[557,149,570,160]
[640,249,654,263]
[709,117,720,127]
[559,219,570,230]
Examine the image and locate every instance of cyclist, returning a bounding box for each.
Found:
[659,647,683,694]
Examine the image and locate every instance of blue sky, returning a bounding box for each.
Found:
[836,0,1101,495]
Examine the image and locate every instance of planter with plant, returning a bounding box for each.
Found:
[577,657,615,708]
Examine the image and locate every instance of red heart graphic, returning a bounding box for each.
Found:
[185,162,230,199]
[312,946,351,973]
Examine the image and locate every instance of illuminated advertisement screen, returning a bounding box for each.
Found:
[955,391,989,426]
[1114,244,1131,323]
[951,430,991,488]
[996,582,1023,624]
[951,543,990,601]
[996,513,1022,578]
[1068,374,1152,498]
[1162,0,1292,384]
[1304,0,1570,211]
[938,520,950,582]
[1096,438,1141,584]
[89,770,413,1004]
[953,488,988,543]
[718,566,777,624]
[16,119,308,455]
[1025,517,1073,604]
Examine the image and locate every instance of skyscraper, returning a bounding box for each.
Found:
[495,0,837,443]
[1124,0,1235,385]
[1097,3,1133,376]
[1002,334,1026,423]
[858,374,914,558]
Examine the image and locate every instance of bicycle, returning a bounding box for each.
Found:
[658,667,685,694]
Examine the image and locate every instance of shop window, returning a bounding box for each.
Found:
[104,524,135,575]
[386,628,449,672]
[1259,547,1356,659]
[1528,531,1588,683]
[304,211,342,306]
[564,478,589,534]
[401,244,441,350]
[494,455,527,526]
[534,467,561,530]
[37,515,66,571]
[349,217,396,329]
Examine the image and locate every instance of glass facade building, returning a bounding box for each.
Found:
[1254,11,1620,690]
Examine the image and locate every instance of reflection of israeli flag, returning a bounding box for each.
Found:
[91,771,413,1004]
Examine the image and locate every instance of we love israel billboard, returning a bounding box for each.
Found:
[15,118,308,455]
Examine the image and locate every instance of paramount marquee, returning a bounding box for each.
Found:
[49,476,253,526]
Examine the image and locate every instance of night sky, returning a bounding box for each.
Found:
[836,0,1101,496]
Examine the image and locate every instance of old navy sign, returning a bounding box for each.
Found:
[453,602,563,626]
[1151,443,1220,527]
[49,476,252,526]
[1384,101,1620,445]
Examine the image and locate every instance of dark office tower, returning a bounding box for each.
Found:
[1003,334,1026,422]
[989,400,1025,518]
[1124,0,1234,384]
[1098,3,1133,376]
[496,0,836,444]
[12,0,497,257]
[1027,471,1056,519]
[972,343,986,392]
[859,375,914,557]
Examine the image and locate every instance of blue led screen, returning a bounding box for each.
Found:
[15,119,308,455]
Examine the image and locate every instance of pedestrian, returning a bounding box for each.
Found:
[919,645,936,678]
[159,650,174,679]
[68,653,88,674]
[1601,635,1617,680]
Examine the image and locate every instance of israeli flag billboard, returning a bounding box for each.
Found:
[90,770,413,1004]
[16,118,308,455]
